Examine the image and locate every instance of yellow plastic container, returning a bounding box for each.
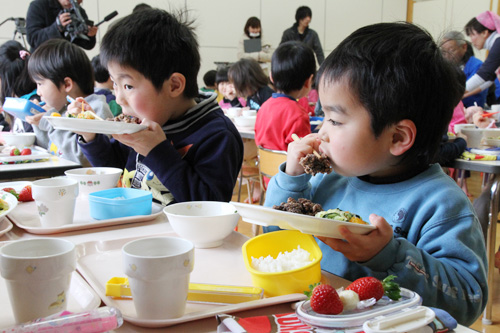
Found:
[242,230,322,297]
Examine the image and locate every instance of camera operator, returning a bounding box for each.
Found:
[26,0,97,51]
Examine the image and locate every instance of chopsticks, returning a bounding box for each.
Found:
[66,95,103,120]
[481,111,500,118]
[291,133,321,158]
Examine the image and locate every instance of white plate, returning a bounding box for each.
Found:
[231,202,375,239]
[7,199,164,235]
[0,218,13,237]
[75,232,307,328]
[0,192,18,221]
[0,267,101,328]
[46,116,147,135]
[484,138,500,147]
[0,149,51,163]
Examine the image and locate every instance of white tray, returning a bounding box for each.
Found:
[7,198,164,235]
[75,232,307,328]
[46,116,146,135]
[0,149,51,163]
[0,239,101,328]
[231,202,375,239]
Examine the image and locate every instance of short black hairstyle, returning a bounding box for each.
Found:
[228,58,268,97]
[215,67,229,84]
[272,41,315,93]
[465,17,495,36]
[0,40,36,104]
[317,22,464,168]
[91,54,110,84]
[295,6,312,24]
[133,3,152,13]
[203,70,216,87]
[100,8,200,98]
[28,39,94,95]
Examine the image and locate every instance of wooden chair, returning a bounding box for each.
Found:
[257,146,287,205]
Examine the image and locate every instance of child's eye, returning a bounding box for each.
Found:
[328,119,341,126]
[124,84,133,90]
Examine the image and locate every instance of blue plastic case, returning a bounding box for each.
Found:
[2,97,45,121]
[88,188,153,220]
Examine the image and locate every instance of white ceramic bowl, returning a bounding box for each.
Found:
[1,133,36,149]
[64,167,122,196]
[234,115,256,128]
[242,110,257,117]
[163,201,239,248]
[461,128,484,148]
[227,107,242,118]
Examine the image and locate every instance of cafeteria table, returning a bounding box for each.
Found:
[447,159,500,325]
[0,155,81,180]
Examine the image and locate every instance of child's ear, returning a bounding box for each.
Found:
[269,73,274,84]
[389,119,416,156]
[166,73,186,98]
[62,77,74,94]
[304,74,314,89]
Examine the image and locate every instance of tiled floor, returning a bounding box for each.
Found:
[232,171,500,331]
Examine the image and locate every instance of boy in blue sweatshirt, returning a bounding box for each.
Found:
[75,9,243,205]
[265,22,487,325]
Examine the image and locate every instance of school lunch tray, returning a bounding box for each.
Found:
[75,231,307,328]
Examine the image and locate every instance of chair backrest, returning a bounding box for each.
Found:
[257,146,287,204]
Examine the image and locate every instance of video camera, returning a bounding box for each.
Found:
[60,0,93,42]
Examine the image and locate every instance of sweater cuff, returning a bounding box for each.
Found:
[274,162,312,192]
[361,237,398,272]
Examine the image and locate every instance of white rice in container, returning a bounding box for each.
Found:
[251,245,313,272]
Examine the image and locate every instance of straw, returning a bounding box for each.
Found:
[291,133,321,158]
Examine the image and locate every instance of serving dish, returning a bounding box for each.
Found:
[46,116,147,135]
[231,202,375,239]
[0,218,13,237]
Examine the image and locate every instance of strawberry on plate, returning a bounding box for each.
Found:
[20,148,32,156]
[346,275,401,301]
[18,185,33,202]
[10,148,20,156]
[306,283,343,315]
[2,187,19,199]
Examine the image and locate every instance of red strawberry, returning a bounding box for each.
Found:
[18,185,33,202]
[10,148,20,156]
[2,187,19,199]
[346,275,401,301]
[20,148,32,155]
[308,284,343,315]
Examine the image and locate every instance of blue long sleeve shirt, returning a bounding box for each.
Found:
[264,163,487,326]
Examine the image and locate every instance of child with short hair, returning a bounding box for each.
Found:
[255,41,315,152]
[75,8,243,205]
[26,39,112,164]
[91,54,122,116]
[264,22,487,325]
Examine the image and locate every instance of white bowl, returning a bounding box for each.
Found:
[242,110,257,117]
[163,201,239,248]
[64,167,122,197]
[234,116,256,128]
[227,107,242,118]
[461,128,484,148]
[1,133,36,149]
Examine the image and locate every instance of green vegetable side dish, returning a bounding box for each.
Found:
[315,209,367,225]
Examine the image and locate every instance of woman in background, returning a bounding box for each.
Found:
[237,17,272,64]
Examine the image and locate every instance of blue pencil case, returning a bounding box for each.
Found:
[2,97,46,121]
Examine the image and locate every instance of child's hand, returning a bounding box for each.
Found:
[316,214,394,262]
[285,133,321,176]
[464,106,483,123]
[112,118,166,156]
[472,111,495,128]
[25,112,45,126]
[67,97,93,117]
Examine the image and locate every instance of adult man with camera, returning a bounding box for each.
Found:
[26,0,97,51]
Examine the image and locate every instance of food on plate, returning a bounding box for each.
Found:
[346,275,401,301]
[52,112,62,117]
[107,114,141,124]
[306,283,343,315]
[2,187,18,199]
[77,111,97,119]
[315,208,368,225]
[20,148,31,156]
[299,153,332,176]
[10,148,20,156]
[1,185,34,202]
[272,197,323,216]
[251,245,313,272]
[338,290,359,311]
[0,198,8,212]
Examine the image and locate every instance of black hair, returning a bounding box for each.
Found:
[0,40,36,104]
[133,3,152,13]
[203,70,217,87]
[215,67,229,84]
[465,17,495,36]
[100,8,200,98]
[295,6,312,24]
[272,41,315,93]
[244,17,261,38]
[228,58,268,98]
[28,39,94,95]
[317,22,464,168]
[91,54,110,83]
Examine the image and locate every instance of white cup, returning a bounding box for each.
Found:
[0,238,76,323]
[454,123,475,135]
[122,237,195,319]
[242,110,257,117]
[227,107,242,118]
[32,177,79,228]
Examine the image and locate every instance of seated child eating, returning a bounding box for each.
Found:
[26,39,112,164]
[74,8,244,205]
[264,22,487,325]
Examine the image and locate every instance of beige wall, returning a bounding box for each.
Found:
[0,0,497,88]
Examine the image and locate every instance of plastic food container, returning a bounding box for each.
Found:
[242,230,322,297]
[2,97,45,121]
[296,288,430,331]
[88,188,152,220]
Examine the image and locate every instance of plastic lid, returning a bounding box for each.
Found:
[363,306,435,333]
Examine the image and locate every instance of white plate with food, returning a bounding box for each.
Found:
[46,116,147,135]
[7,199,164,235]
[0,191,18,221]
[0,149,51,163]
[231,202,375,239]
